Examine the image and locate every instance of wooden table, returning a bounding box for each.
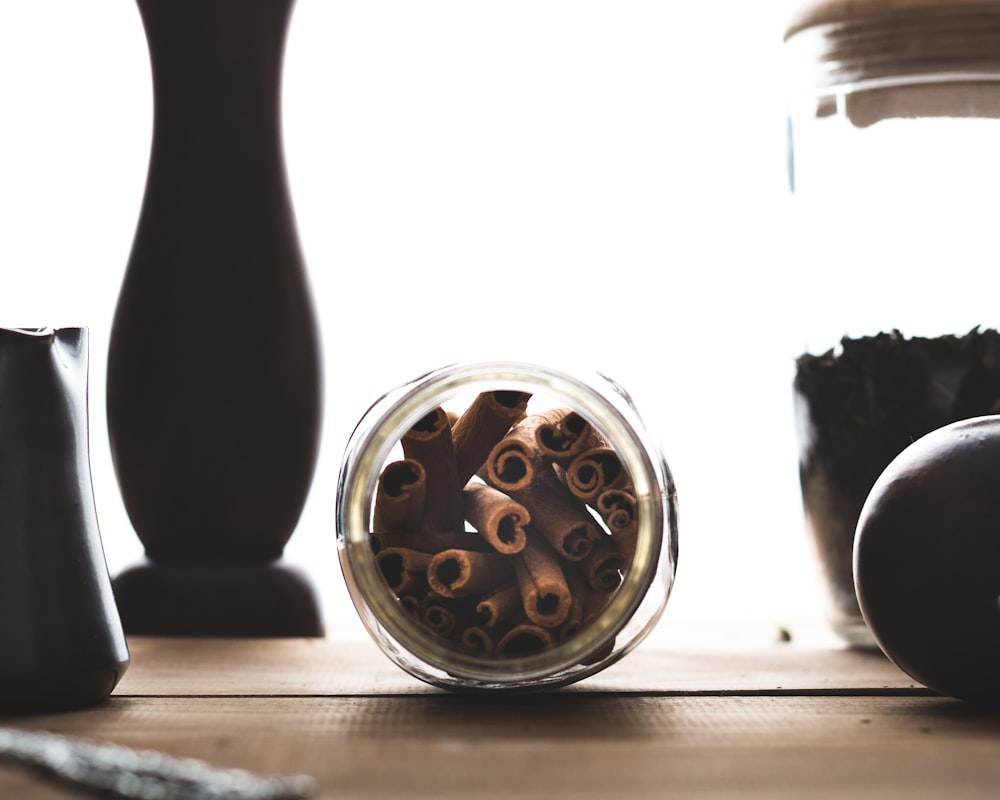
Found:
[3,625,1000,799]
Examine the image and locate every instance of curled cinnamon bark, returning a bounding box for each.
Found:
[596,488,637,531]
[372,459,426,534]
[479,410,591,490]
[374,547,431,596]
[401,407,464,534]
[580,535,625,593]
[427,548,515,599]
[475,583,522,628]
[480,430,537,493]
[495,623,556,656]
[422,602,458,636]
[462,482,529,555]
[398,594,423,620]
[460,625,496,656]
[596,488,639,561]
[451,391,531,483]
[534,409,608,467]
[513,536,572,628]
[420,593,477,637]
[565,447,629,504]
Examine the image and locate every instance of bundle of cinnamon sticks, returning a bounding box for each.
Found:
[370,391,639,658]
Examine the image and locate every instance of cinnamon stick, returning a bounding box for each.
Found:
[565,447,630,504]
[374,547,431,596]
[427,548,515,599]
[596,488,637,531]
[420,593,478,638]
[479,409,595,489]
[495,623,556,656]
[398,594,423,620]
[401,407,464,534]
[372,459,426,534]
[460,625,496,657]
[462,482,529,554]
[513,535,572,628]
[479,422,538,493]
[373,528,495,556]
[579,535,625,593]
[451,391,531,483]
[475,583,522,628]
[534,408,608,467]
[596,488,639,562]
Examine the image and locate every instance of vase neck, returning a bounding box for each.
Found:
[137,0,294,161]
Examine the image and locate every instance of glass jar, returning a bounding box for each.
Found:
[783,0,1000,647]
[336,361,678,690]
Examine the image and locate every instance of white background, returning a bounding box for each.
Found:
[4,1,994,646]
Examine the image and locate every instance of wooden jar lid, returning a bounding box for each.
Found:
[785,0,1000,39]
[784,0,1000,104]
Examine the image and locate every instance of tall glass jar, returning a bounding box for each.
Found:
[784,0,1000,646]
[336,361,678,690]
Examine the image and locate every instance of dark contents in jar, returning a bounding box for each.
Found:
[370,391,637,659]
[794,327,1000,630]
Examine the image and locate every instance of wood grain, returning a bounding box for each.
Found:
[4,695,1000,799]
[1,634,993,799]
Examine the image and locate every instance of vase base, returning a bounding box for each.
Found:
[112,560,324,637]
[0,664,128,714]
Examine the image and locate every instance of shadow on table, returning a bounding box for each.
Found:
[891,695,1000,735]
[337,692,672,740]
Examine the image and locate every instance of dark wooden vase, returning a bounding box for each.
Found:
[107,0,323,636]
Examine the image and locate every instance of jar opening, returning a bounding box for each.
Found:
[336,362,675,690]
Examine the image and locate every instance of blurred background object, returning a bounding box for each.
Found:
[785,0,1000,646]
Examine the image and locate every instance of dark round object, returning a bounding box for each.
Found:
[855,415,1000,703]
